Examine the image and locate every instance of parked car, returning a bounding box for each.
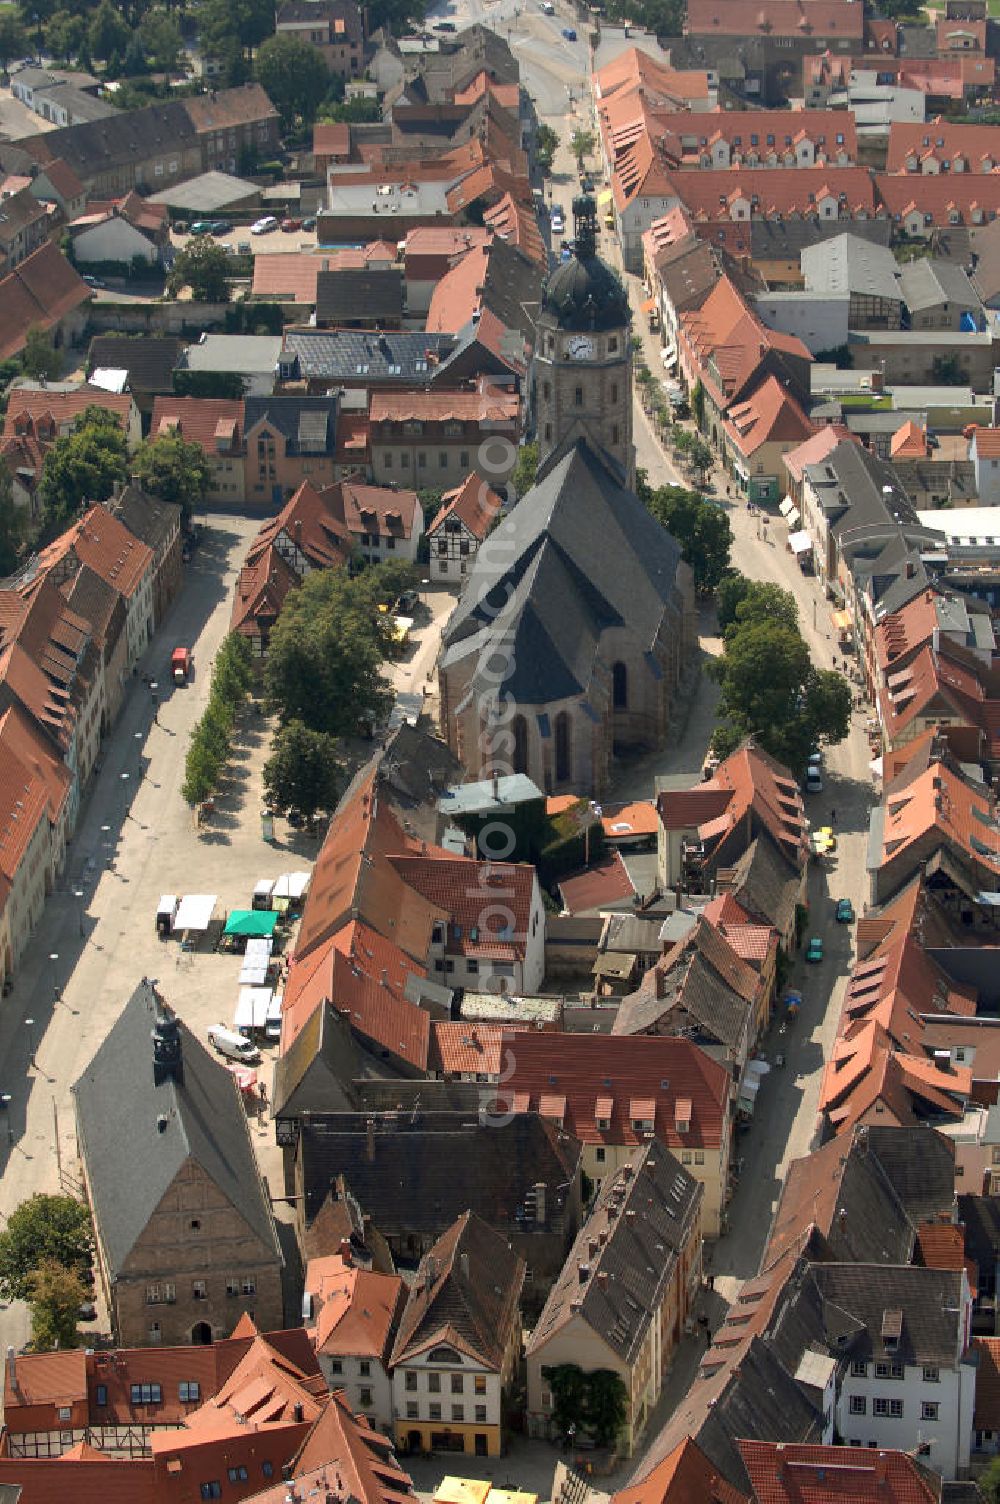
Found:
[250,215,279,235]
[81,275,105,290]
[190,219,214,235]
[173,220,189,234]
[550,208,565,233]
[210,219,230,235]
[836,898,855,923]
[562,25,577,38]
[806,936,824,963]
[805,767,824,794]
[78,1300,97,1321]
[434,19,457,29]
[281,216,302,232]
[580,177,594,192]
[541,1,554,12]
[301,216,317,231]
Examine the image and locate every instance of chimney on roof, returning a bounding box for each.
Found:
[6,1346,18,1398]
[596,1270,609,1290]
[365,1116,376,1162]
[588,1237,599,1259]
[339,1239,353,1266]
[151,997,183,1088]
[293,1403,305,1424]
[460,1251,470,1281]
[295,519,302,545]
[533,1180,546,1224]
[906,560,916,579]
[578,1262,590,1283]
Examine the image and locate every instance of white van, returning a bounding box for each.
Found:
[207,1024,261,1065]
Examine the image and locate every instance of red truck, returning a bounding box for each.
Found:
[171,647,192,684]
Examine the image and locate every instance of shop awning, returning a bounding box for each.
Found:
[784,507,801,529]
[789,529,813,555]
[224,909,279,939]
[597,187,614,205]
[779,496,796,518]
[273,871,310,900]
[641,296,656,313]
[174,894,217,932]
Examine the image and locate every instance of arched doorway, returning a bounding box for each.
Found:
[555,712,571,784]
[612,661,628,709]
[191,1321,213,1345]
[512,714,528,775]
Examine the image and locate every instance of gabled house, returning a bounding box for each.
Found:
[424,475,502,580]
[526,1145,702,1455]
[276,0,365,77]
[69,191,169,267]
[244,396,351,505]
[33,501,155,671]
[106,483,183,630]
[500,1030,731,1234]
[389,1211,524,1459]
[0,184,52,272]
[73,983,283,1347]
[656,739,807,894]
[149,397,245,504]
[0,240,91,364]
[304,1249,405,1429]
[867,755,1000,910]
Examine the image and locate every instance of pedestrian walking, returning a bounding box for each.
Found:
[830,807,837,822]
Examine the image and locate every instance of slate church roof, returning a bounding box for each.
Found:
[439,438,687,708]
[73,980,281,1278]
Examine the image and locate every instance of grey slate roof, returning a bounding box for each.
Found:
[440,440,686,706]
[282,329,455,382]
[316,268,405,327]
[614,922,753,1050]
[72,980,282,1278]
[299,1111,582,1238]
[750,217,892,262]
[18,99,197,185]
[808,1262,965,1366]
[87,335,184,395]
[899,257,981,314]
[528,1145,702,1366]
[724,835,800,936]
[107,483,181,557]
[243,395,339,455]
[801,233,902,302]
[893,458,977,508]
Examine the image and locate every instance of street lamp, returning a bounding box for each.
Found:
[73,889,85,938]
[134,730,144,779]
[24,1017,35,1065]
[49,952,60,1003]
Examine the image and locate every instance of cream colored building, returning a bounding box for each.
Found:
[525,1146,703,1455]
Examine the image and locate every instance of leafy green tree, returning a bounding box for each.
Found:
[418,487,445,525]
[0,466,27,577]
[687,436,714,481]
[39,406,129,532]
[182,733,218,806]
[87,0,130,61]
[44,8,87,62]
[265,568,393,737]
[263,719,343,821]
[166,237,230,302]
[0,10,27,72]
[603,0,683,33]
[137,7,182,69]
[366,0,427,33]
[132,432,210,520]
[804,667,852,748]
[535,123,559,174]
[570,128,595,168]
[645,485,732,595]
[317,93,382,123]
[0,1194,93,1303]
[931,354,965,386]
[26,1260,86,1352]
[717,575,798,637]
[21,326,63,383]
[587,1370,628,1447]
[980,1457,1000,1504]
[255,33,329,127]
[691,379,705,429]
[513,441,538,496]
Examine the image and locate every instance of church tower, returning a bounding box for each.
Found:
[533,196,634,488]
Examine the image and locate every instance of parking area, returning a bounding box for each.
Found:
[169,223,323,256]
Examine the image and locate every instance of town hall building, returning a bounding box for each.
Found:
[437,200,695,797]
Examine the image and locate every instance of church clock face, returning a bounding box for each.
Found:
[566,335,595,360]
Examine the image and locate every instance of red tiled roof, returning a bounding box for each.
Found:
[307,1253,404,1360]
[184,82,278,133]
[431,1020,529,1076]
[252,252,323,303]
[338,479,421,541]
[878,757,1000,878]
[915,1219,977,1294]
[887,116,1000,174]
[150,396,244,456]
[657,740,807,870]
[249,479,352,574]
[678,275,812,411]
[595,46,711,103]
[614,1435,748,1504]
[389,852,537,960]
[665,166,875,225]
[0,241,91,362]
[972,426,1000,458]
[685,0,863,38]
[0,702,70,830]
[3,384,133,444]
[369,387,519,425]
[482,191,547,265]
[500,1031,730,1150]
[975,1337,1000,1430]
[878,169,1000,226]
[249,1391,415,1504]
[36,502,153,604]
[890,419,927,459]
[313,121,351,158]
[428,472,503,541]
[230,541,299,638]
[737,1441,938,1504]
[426,242,490,333]
[282,916,427,1056]
[0,1454,156,1504]
[723,374,816,459]
[557,852,636,914]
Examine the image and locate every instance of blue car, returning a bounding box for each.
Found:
[562,26,577,39]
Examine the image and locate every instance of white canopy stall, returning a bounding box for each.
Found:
[173,894,218,932]
[239,937,273,985]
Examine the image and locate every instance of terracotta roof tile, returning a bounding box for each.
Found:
[888,117,1000,174]
[723,374,816,459]
[878,168,1000,225]
[35,502,153,603]
[685,0,863,37]
[431,1020,529,1076]
[388,851,537,960]
[558,852,636,914]
[0,241,91,362]
[307,1253,404,1359]
[150,396,244,456]
[369,388,519,424]
[428,473,503,541]
[501,1031,730,1150]
[614,1435,748,1504]
[974,1337,1000,1429]
[737,1441,938,1504]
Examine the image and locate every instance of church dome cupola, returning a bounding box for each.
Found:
[540,196,631,334]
